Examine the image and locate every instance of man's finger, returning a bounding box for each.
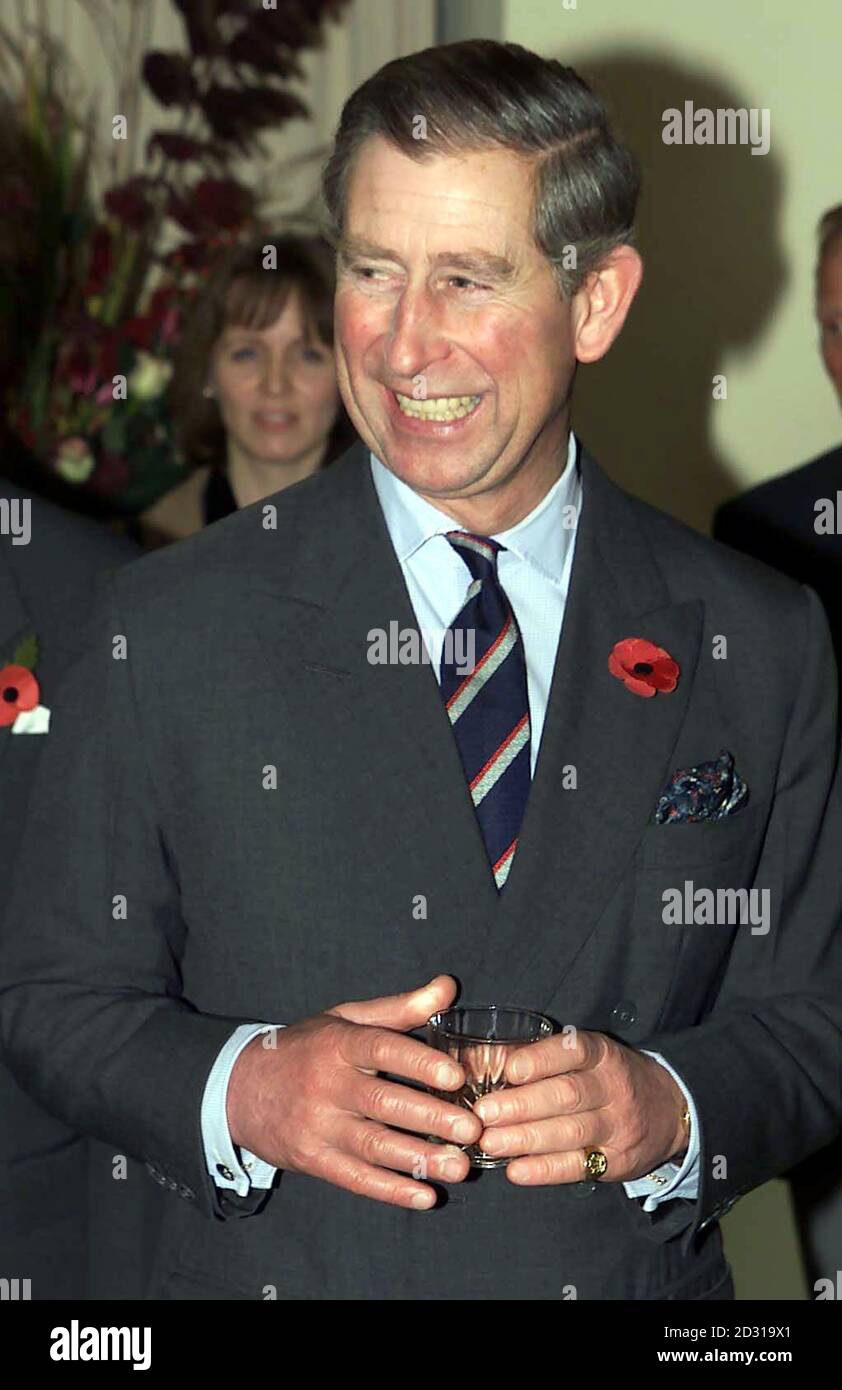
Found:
[338,1115,472,1183]
[504,1028,607,1084]
[342,1023,468,1094]
[474,1070,606,1127]
[319,1149,440,1209]
[478,1110,611,1162]
[330,974,458,1031]
[506,1146,620,1186]
[348,1070,482,1144]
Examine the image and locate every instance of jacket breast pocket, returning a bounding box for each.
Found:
[633,796,770,871]
[630,797,772,1032]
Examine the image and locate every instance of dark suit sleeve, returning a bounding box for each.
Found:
[0,573,265,1223]
[640,584,842,1252]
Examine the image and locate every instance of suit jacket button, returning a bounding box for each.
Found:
[611,1000,637,1030]
[571,1181,598,1198]
[216,1163,235,1181]
[178,1184,195,1200]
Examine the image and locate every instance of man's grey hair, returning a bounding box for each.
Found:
[818,203,842,266]
[321,39,641,299]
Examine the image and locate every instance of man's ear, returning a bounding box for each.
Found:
[571,246,644,364]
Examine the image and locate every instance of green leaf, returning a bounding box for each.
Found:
[12,633,39,670]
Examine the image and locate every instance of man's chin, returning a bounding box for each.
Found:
[372,443,493,498]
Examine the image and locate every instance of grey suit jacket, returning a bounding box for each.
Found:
[1,442,841,1300]
[0,482,140,1298]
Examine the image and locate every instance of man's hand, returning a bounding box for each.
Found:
[473,1029,688,1185]
[226,975,482,1209]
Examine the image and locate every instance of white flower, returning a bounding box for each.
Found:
[11,704,51,734]
[54,437,95,484]
[129,352,173,401]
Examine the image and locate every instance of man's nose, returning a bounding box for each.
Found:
[383,286,448,382]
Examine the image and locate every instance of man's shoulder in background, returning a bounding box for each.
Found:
[0,480,139,596]
[714,444,842,545]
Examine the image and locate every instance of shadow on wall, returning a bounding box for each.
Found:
[567,49,786,534]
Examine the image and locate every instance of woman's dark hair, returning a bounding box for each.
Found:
[170,229,355,468]
[321,39,640,299]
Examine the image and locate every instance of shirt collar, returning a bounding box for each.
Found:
[369,431,580,587]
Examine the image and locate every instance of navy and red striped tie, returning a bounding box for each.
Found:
[439,531,531,890]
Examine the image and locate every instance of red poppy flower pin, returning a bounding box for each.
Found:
[0,633,48,732]
[608,637,679,699]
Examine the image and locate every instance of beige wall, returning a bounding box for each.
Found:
[500,0,842,532]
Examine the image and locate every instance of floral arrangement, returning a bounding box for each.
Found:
[1,0,349,515]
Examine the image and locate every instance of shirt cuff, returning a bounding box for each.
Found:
[621,1049,700,1211]
[201,1022,286,1195]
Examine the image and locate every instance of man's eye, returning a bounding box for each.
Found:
[231,347,256,361]
[447,276,488,293]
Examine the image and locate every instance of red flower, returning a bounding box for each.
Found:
[164,239,210,272]
[98,333,119,377]
[0,665,39,727]
[89,453,131,497]
[104,176,156,230]
[608,637,679,699]
[146,285,182,345]
[193,177,254,230]
[142,52,197,109]
[124,313,157,353]
[85,226,114,296]
[63,341,98,395]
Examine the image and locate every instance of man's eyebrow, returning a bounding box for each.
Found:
[337,236,517,280]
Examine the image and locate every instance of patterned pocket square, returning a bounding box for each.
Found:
[654,749,748,824]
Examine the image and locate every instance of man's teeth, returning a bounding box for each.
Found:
[394,392,481,421]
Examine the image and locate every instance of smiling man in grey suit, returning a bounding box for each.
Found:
[2,40,841,1302]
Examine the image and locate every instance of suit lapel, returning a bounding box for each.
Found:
[243,444,499,981]
[471,448,704,1005]
[0,549,32,767]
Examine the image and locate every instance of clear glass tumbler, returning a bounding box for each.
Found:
[426,1004,554,1168]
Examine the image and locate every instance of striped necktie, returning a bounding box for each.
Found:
[439,531,531,890]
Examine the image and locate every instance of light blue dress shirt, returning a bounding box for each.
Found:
[202,433,700,1212]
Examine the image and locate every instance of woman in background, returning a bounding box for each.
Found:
[139,229,354,546]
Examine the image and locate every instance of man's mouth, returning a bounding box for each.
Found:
[392,390,482,422]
